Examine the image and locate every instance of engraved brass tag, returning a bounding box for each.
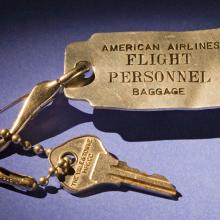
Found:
[64,29,220,109]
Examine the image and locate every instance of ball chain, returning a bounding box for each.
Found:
[0,128,73,188]
[0,128,50,156]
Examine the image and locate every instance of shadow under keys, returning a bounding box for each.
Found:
[2,93,220,160]
[0,183,61,198]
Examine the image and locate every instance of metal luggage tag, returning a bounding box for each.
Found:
[64,29,220,110]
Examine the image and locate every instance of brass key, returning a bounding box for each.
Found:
[49,136,177,197]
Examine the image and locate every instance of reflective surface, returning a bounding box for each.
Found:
[0,167,37,191]
[0,1,220,220]
[65,29,220,109]
[49,136,177,197]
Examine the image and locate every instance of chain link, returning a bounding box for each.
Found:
[0,128,73,188]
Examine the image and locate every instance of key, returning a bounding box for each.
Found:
[49,136,177,197]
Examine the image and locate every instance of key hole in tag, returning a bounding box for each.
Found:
[81,68,95,86]
[84,69,94,79]
[65,65,95,88]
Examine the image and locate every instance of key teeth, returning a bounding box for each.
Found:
[151,174,169,182]
[117,161,141,173]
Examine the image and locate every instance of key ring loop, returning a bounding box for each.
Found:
[0,61,92,191]
[0,61,91,153]
[0,131,74,191]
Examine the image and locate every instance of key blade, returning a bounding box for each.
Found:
[109,161,177,197]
